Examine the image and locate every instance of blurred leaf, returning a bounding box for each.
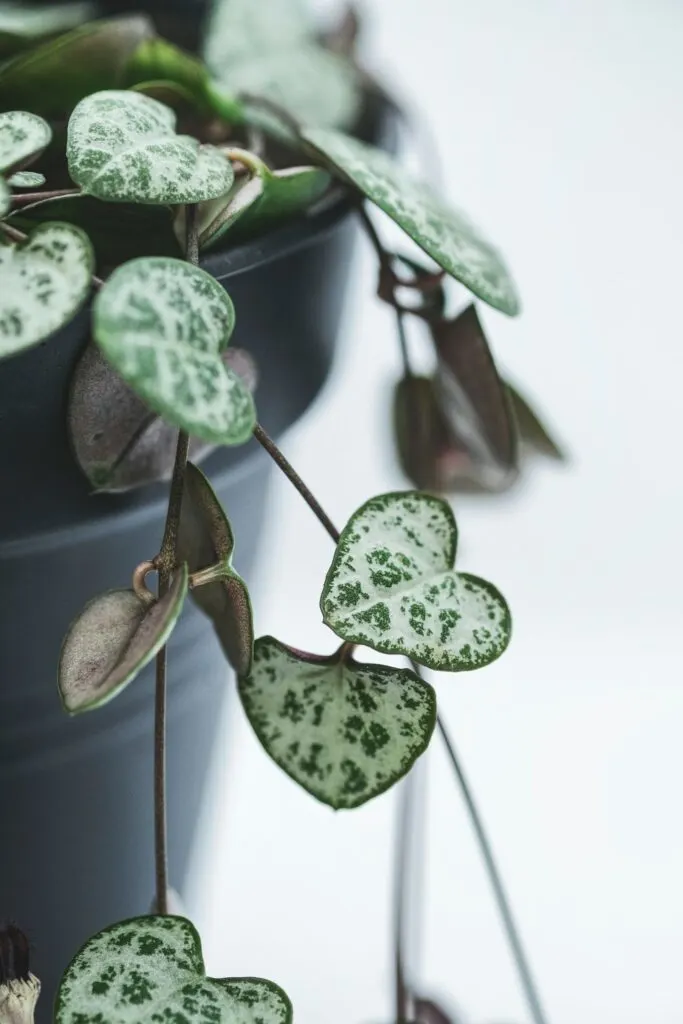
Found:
[431,305,518,491]
[321,491,512,672]
[0,177,8,216]
[68,343,258,492]
[203,0,314,72]
[302,128,521,316]
[55,915,292,1024]
[7,169,44,187]
[239,636,436,809]
[0,222,94,360]
[177,462,254,676]
[58,566,188,714]
[414,997,463,1024]
[0,1,98,59]
[0,110,51,174]
[67,90,234,204]
[93,256,256,444]
[506,380,566,461]
[13,193,182,273]
[0,16,154,119]
[394,375,470,492]
[322,4,361,58]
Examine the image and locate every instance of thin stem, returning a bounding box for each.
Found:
[395,309,413,378]
[0,220,104,287]
[152,206,198,916]
[394,770,417,1024]
[357,203,392,270]
[10,187,80,205]
[252,423,340,543]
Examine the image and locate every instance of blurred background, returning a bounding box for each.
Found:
[187,1,683,1022]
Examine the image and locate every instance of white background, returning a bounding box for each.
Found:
[188,2,683,1022]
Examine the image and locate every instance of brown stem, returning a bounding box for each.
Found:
[10,187,80,205]
[0,220,104,288]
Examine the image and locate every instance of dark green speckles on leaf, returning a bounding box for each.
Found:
[239,636,436,809]
[0,109,51,174]
[321,491,512,672]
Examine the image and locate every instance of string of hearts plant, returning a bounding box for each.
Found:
[0,3,564,1022]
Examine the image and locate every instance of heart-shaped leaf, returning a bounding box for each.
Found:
[67,90,234,204]
[177,462,254,676]
[431,305,518,490]
[0,110,51,174]
[506,380,566,461]
[321,492,512,672]
[68,343,257,492]
[93,256,256,444]
[55,915,292,1024]
[0,222,94,360]
[58,565,188,714]
[0,16,154,119]
[203,0,314,72]
[302,129,521,316]
[7,169,45,187]
[239,636,436,809]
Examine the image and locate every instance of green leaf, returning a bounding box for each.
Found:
[58,566,188,714]
[124,37,244,123]
[93,256,256,445]
[0,16,154,119]
[0,110,51,174]
[187,149,331,250]
[321,491,512,672]
[13,193,183,273]
[0,1,98,59]
[302,129,521,316]
[0,222,94,360]
[0,177,8,216]
[506,380,566,461]
[68,343,257,492]
[239,636,436,809]
[55,915,292,1024]
[431,305,518,490]
[203,0,314,71]
[67,90,235,204]
[177,462,254,676]
[7,169,45,187]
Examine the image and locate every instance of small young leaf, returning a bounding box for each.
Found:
[506,380,566,461]
[68,343,257,492]
[0,16,154,119]
[431,305,518,491]
[55,915,292,1024]
[67,90,234,204]
[177,462,254,676]
[0,110,51,174]
[7,169,45,187]
[239,636,436,809]
[58,566,188,714]
[203,0,314,72]
[0,222,94,360]
[321,492,512,672]
[93,256,256,444]
[302,129,520,316]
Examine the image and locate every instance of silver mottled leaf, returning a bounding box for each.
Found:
[203,0,313,72]
[92,257,256,445]
[58,566,188,714]
[302,128,520,316]
[55,915,292,1024]
[239,636,436,809]
[0,177,8,216]
[0,222,94,360]
[177,462,254,676]
[67,90,234,204]
[7,169,45,187]
[321,492,512,672]
[0,109,51,173]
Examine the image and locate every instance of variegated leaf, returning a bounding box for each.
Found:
[178,462,254,676]
[55,915,292,1024]
[507,380,566,461]
[321,492,512,672]
[67,90,234,204]
[93,257,256,445]
[203,0,313,72]
[0,109,51,174]
[302,128,521,316]
[58,566,188,714]
[7,169,45,187]
[0,222,94,360]
[0,177,8,216]
[239,636,436,809]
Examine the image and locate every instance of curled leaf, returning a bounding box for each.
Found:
[55,915,292,1024]
[0,222,94,360]
[394,375,470,492]
[302,128,520,316]
[58,565,188,714]
[321,491,512,672]
[67,90,234,204]
[177,462,254,676]
[239,636,436,809]
[0,110,51,174]
[7,169,45,187]
[93,257,256,445]
[506,380,566,461]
